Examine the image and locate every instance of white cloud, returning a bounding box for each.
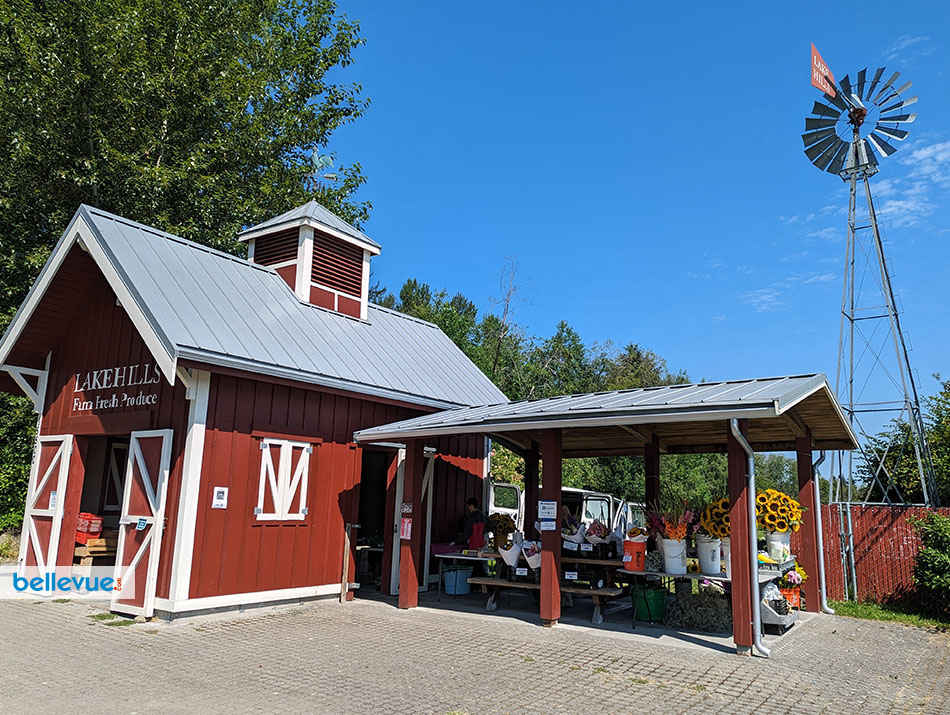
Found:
[808,226,841,242]
[899,141,950,185]
[883,35,929,62]
[739,288,783,312]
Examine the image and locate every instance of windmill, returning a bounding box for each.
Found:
[802,47,939,512]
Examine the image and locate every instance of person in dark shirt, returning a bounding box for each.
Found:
[456,497,485,548]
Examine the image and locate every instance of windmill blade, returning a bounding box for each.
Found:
[839,74,853,100]
[812,100,843,118]
[873,71,901,103]
[863,140,880,167]
[806,117,838,130]
[815,138,844,171]
[880,95,918,114]
[857,68,867,99]
[875,125,909,141]
[802,127,837,147]
[868,132,898,157]
[865,67,885,101]
[825,89,849,111]
[805,133,840,161]
[879,112,917,124]
[893,80,913,96]
[827,141,850,174]
[850,93,865,108]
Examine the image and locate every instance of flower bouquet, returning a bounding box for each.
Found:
[647,499,698,575]
[486,513,516,552]
[755,489,803,561]
[584,519,611,545]
[522,541,542,569]
[696,497,730,575]
[778,563,807,608]
[498,531,523,567]
[561,521,587,544]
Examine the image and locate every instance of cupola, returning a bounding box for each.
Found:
[238,200,381,319]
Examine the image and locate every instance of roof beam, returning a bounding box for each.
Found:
[781,408,809,441]
[619,424,668,453]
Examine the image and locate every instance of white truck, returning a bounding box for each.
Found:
[488,482,643,537]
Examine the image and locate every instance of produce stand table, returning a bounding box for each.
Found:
[434,552,495,600]
[466,576,623,624]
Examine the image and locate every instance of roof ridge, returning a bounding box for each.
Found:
[367,303,440,329]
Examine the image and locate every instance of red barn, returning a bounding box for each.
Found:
[0,202,505,618]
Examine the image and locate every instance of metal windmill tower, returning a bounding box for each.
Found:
[802,49,939,509]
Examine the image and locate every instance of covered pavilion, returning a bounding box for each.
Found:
[355,374,858,654]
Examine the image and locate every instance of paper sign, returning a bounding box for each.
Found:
[48,491,57,510]
[623,554,632,563]
[515,567,528,576]
[538,500,557,519]
[135,517,147,531]
[400,517,412,540]
[811,43,836,97]
[565,571,578,580]
[563,540,578,551]
[580,543,593,552]
[400,502,413,514]
[538,519,557,532]
[211,487,228,509]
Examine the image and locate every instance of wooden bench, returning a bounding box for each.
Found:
[467,576,624,625]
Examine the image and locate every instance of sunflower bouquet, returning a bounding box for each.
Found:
[755,489,803,533]
[698,497,731,540]
[486,513,517,550]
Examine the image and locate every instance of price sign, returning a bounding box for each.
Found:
[538,500,557,519]
[580,543,593,552]
[565,571,578,580]
[563,540,578,551]
[539,519,557,532]
[400,517,412,540]
[515,567,528,576]
[623,554,632,563]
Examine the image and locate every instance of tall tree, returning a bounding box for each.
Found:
[0,0,370,325]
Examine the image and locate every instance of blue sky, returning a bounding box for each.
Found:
[330,2,949,407]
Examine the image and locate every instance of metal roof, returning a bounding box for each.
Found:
[354,375,859,454]
[237,199,381,250]
[0,206,505,409]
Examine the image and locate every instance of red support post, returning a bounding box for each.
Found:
[796,430,820,612]
[540,430,562,627]
[644,435,660,509]
[524,441,540,534]
[397,439,425,609]
[727,419,754,652]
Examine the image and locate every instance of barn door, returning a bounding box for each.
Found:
[111,429,173,617]
[18,435,74,582]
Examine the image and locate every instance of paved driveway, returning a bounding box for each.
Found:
[0,596,947,714]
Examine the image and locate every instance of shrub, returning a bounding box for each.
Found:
[0,394,36,531]
[909,512,950,616]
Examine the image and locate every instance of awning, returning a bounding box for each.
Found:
[354,374,858,456]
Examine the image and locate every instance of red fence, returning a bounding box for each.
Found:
[792,504,950,603]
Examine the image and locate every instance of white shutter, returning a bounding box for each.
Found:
[256,439,311,521]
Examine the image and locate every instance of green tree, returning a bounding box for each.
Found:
[0,0,370,529]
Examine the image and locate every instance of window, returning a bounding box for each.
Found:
[584,496,610,525]
[255,439,311,521]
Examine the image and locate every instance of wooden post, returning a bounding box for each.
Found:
[524,441,540,535]
[397,439,425,609]
[727,419,754,653]
[540,430,562,627]
[644,434,660,508]
[796,429,820,612]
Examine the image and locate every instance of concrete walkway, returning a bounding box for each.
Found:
[0,596,947,714]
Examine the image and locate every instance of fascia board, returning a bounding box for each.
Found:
[239,218,381,256]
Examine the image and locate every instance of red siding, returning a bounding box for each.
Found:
[36,268,190,599]
[338,295,361,318]
[275,264,296,292]
[309,284,335,311]
[191,372,487,599]
[312,232,363,296]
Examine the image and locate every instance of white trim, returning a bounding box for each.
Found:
[246,238,255,262]
[360,250,370,320]
[153,582,357,613]
[238,218,381,256]
[169,369,210,602]
[255,438,311,521]
[2,365,46,413]
[308,280,360,303]
[295,226,314,300]
[265,258,298,270]
[421,456,434,591]
[389,449,406,595]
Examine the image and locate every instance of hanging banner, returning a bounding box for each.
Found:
[811,43,836,97]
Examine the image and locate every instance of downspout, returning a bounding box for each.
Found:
[730,419,770,658]
[812,452,835,614]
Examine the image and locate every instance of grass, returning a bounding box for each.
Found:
[102,618,135,627]
[830,599,950,631]
[89,612,120,621]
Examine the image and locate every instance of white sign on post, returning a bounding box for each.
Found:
[400,517,412,540]
[538,519,557,532]
[538,500,557,519]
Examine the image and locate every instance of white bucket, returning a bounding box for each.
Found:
[695,534,722,575]
[721,537,731,579]
[767,531,792,562]
[660,538,687,575]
